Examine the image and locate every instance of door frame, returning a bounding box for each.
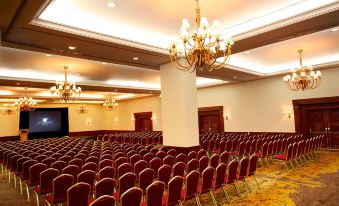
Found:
[198,106,224,133]
[134,112,153,132]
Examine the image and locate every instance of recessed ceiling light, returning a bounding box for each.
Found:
[68,46,76,50]
[102,62,107,65]
[46,54,52,57]
[331,28,338,32]
[233,76,237,79]
[16,83,20,86]
[133,57,139,60]
[245,51,250,54]
[107,2,116,8]
[114,90,118,92]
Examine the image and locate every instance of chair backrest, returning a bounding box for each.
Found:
[130,154,142,166]
[118,172,137,199]
[187,151,197,162]
[16,157,30,174]
[225,140,232,152]
[198,149,207,159]
[62,165,79,183]
[226,160,239,183]
[248,154,258,176]
[199,156,209,174]
[238,157,249,180]
[184,170,200,201]
[115,157,128,169]
[99,159,113,170]
[156,151,166,159]
[163,155,175,166]
[214,163,227,189]
[28,163,47,186]
[67,182,91,206]
[59,155,72,164]
[139,168,154,193]
[145,181,165,206]
[22,159,39,179]
[42,157,56,168]
[167,176,184,206]
[120,187,143,206]
[210,154,220,169]
[35,154,48,163]
[52,174,74,203]
[95,178,115,198]
[99,166,115,180]
[187,159,198,174]
[39,168,59,194]
[173,162,186,177]
[167,149,177,157]
[51,160,67,174]
[143,153,154,162]
[82,162,97,172]
[220,151,229,165]
[149,157,162,177]
[158,164,172,186]
[77,170,96,191]
[117,163,133,178]
[200,167,214,194]
[89,195,116,206]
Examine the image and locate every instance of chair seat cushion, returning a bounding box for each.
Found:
[274,154,287,160]
[45,194,66,204]
[34,186,52,195]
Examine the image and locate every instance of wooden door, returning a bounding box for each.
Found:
[198,106,224,133]
[134,112,153,132]
[327,109,339,149]
[307,110,328,147]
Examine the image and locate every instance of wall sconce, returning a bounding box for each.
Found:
[151,115,157,123]
[76,105,88,114]
[113,118,118,125]
[223,113,230,120]
[86,119,92,126]
[131,116,135,123]
[285,110,293,119]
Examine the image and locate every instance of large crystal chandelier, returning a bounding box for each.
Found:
[50,66,81,102]
[16,88,37,112]
[0,103,18,115]
[283,49,321,91]
[169,0,233,72]
[103,93,118,111]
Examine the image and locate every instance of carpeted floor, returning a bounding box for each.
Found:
[0,150,338,206]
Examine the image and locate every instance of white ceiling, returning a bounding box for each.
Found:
[34,0,339,74]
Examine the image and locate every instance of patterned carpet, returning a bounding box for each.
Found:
[0,151,338,206]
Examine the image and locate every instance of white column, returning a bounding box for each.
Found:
[160,62,199,147]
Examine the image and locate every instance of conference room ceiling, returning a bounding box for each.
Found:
[0,0,338,102]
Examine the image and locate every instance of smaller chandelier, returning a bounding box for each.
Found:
[50,66,81,102]
[283,49,321,91]
[16,97,37,112]
[103,93,118,111]
[76,105,89,114]
[0,103,18,115]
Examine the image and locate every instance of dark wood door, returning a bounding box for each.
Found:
[134,112,153,132]
[327,109,339,149]
[307,110,328,147]
[198,106,224,133]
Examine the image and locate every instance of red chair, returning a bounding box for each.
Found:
[225,140,232,152]
[77,170,96,192]
[145,181,165,206]
[41,157,56,168]
[186,159,198,174]
[86,156,99,165]
[176,153,186,163]
[248,154,260,189]
[24,163,47,201]
[89,195,116,206]
[256,142,269,167]
[143,153,155,163]
[95,178,115,198]
[198,167,217,205]
[99,159,113,170]
[163,155,175,166]
[219,140,227,154]
[165,176,184,206]
[99,166,115,180]
[33,168,59,206]
[120,187,143,206]
[139,149,148,157]
[237,157,251,193]
[139,168,154,194]
[59,155,72,164]
[44,174,74,206]
[158,164,172,188]
[210,154,220,170]
[198,149,207,160]
[19,159,38,195]
[13,157,30,187]
[149,157,162,178]
[173,162,185,177]
[69,158,83,169]
[134,160,148,180]
[231,141,246,157]
[35,155,48,163]
[156,151,166,160]
[167,149,177,158]
[51,160,67,174]
[220,151,230,165]
[182,170,200,205]
[225,160,240,197]
[213,163,229,200]
[130,154,142,166]
[114,153,126,161]
[198,156,209,174]
[187,151,197,162]
[67,182,91,206]
[62,165,79,183]
[116,172,136,202]
[274,144,294,170]
[118,163,133,178]
[82,162,97,172]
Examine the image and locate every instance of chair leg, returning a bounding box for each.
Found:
[244,178,251,193]
[195,194,202,206]
[209,190,218,206]
[233,181,241,197]
[20,179,23,194]
[284,162,289,170]
[8,171,11,183]
[34,192,40,206]
[252,175,260,189]
[13,175,17,188]
[26,185,30,202]
[222,185,230,201]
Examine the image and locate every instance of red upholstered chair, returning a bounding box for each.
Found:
[220,151,230,165]
[134,160,148,180]
[176,153,186,163]
[127,151,138,161]
[210,154,220,170]
[89,195,116,206]
[199,167,217,205]
[145,181,165,206]
[67,182,91,206]
[130,154,142,166]
[50,153,63,161]
[256,142,269,167]
[156,151,166,160]
[173,162,185,177]
[139,149,148,157]
[99,166,115,180]
[163,155,175,167]
[274,144,294,170]
[115,157,128,169]
[187,159,198,174]
[114,152,125,160]
[118,163,133,178]
[100,154,113,161]
[51,160,67,174]
[158,164,172,188]
[77,170,96,192]
[231,141,246,157]
[139,168,154,194]
[149,157,162,178]
[201,140,209,151]
[237,157,251,193]
[86,156,99,165]
[213,163,229,200]
[198,156,209,175]
[59,155,72,164]
[62,165,79,183]
[14,157,30,187]
[65,151,76,158]
[95,178,115,198]
[99,159,113,170]
[219,140,227,154]
[35,155,48,163]
[69,158,83,169]
[44,174,74,206]
[33,168,59,206]
[24,163,47,201]
[41,157,56,168]
[82,162,97,172]
[198,149,207,160]
[165,176,184,206]
[225,159,240,197]
[120,187,143,206]
[187,151,197,162]
[167,149,177,158]
[117,172,136,202]
[143,153,155,163]
[225,140,232,152]
[182,170,200,205]
[248,154,260,189]
[19,159,38,194]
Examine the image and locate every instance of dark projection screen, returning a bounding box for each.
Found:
[29,111,61,133]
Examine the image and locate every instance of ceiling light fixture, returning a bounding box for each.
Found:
[0,103,18,115]
[107,2,116,8]
[102,62,107,65]
[76,104,89,113]
[169,0,233,72]
[50,66,82,102]
[133,57,139,60]
[68,46,76,50]
[46,54,52,57]
[103,93,118,111]
[331,28,338,32]
[16,87,37,112]
[283,49,321,91]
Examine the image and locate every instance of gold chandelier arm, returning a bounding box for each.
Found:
[207,45,232,70]
[170,55,194,72]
